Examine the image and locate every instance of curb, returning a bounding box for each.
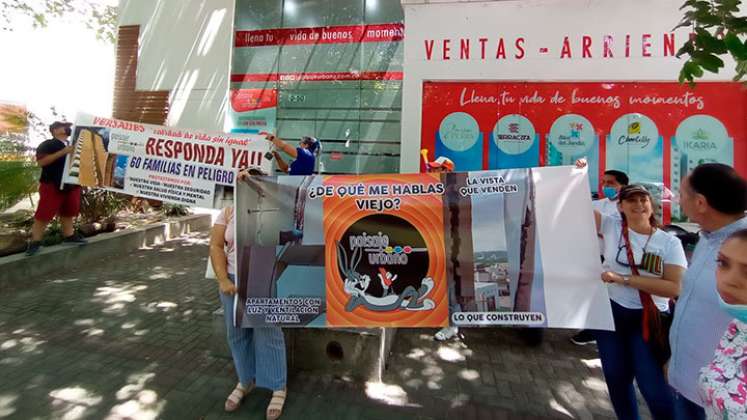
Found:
[0,213,212,293]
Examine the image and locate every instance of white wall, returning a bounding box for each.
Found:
[399,0,739,173]
[117,0,235,131]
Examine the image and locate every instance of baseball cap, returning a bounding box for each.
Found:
[49,121,72,132]
[427,156,455,171]
[618,184,652,201]
[301,136,320,153]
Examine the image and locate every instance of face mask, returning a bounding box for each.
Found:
[603,186,618,200]
[718,293,747,323]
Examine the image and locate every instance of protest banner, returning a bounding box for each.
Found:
[62,113,271,208]
[233,166,614,330]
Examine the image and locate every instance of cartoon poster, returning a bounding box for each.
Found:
[323,174,448,327]
[234,166,614,330]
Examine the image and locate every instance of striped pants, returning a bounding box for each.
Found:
[219,289,287,391]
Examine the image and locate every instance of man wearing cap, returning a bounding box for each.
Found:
[427,156,455,173]
[26,121,87,256]
[264,133,319,176]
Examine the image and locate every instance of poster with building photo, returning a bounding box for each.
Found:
[63,113,271,208]
[445,169,547,327]
[234,166,614,330]
[233,174,327,328]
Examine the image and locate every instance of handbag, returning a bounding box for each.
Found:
[621,220,672,366]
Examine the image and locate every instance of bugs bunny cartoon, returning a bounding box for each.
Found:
[336,241,435,313]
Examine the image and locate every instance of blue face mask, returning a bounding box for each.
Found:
[602,186,619,200]
[718,293,747,323]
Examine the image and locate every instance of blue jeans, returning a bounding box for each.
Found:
[220,277,286,391]
[595,301,674,420]
[672,389,705,420]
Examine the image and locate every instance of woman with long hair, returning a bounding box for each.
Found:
[593,184,687,419]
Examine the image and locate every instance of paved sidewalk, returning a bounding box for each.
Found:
[0,233,649,419]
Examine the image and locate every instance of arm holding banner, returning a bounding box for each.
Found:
[594,210,602,234]
[272,151,289,173]
[265,133,297,158]
[37,145,74,167]
[210,209,237,295]
[601,266,684,299]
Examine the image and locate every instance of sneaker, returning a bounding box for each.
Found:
[25,241,42,256]
[570,330,596,346]
[62,233,88,245]
[434,326,460,341]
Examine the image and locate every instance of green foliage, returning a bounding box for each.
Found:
[0,0,117,43]
[78,188,129,224]
[0,161,39,211]
[675,0,747,84]
[41,219,63,246]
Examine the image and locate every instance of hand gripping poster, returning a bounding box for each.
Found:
[62,113,270,208]
[234,166,614,330]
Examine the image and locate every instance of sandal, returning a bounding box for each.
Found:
[224,382,254,412]
[266,389,286,420]
[434,326,459,342]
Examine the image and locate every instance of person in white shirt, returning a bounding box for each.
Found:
[593,184,687,420]
[592,169,629,218]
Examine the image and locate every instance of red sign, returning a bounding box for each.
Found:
[230,89,277,112]
[421,81,747,222]
[235,23,404,47]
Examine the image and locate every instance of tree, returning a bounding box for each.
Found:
[0,105,37,211]
[675,0,747,84]
[0,0,117,43]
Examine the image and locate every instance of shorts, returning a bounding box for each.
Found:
[34,182,81,222]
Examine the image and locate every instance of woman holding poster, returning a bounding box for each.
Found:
[593,185,687,420]
[209,193,287,420]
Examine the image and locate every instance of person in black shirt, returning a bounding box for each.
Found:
[27,121,87,256]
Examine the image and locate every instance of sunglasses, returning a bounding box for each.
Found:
[614,243,664,276]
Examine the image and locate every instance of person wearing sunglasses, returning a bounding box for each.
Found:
[593,184,688,419]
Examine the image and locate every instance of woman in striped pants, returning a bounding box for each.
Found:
[210,206,287,420]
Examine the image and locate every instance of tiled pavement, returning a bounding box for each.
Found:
[0,233,650,419]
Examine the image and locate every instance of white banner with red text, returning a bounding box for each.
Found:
[62,113,270,208]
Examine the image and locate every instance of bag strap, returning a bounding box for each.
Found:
[620,219,662,343]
